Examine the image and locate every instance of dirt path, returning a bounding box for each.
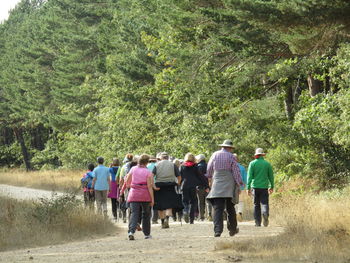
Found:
[0,185,284,263]
[0,184,65,201]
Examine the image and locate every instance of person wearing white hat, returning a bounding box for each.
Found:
[206,140,243,237]
[247,148,274,227]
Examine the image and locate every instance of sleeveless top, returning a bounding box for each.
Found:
[155,160,176,183]
[127,165,152,202]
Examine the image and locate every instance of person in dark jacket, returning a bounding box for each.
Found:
[195,154,209,221]
[180,153,208,224]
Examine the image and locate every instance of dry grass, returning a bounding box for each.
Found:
[239,193,254,221]
[0,168,84,192]
[216,186,350,263]
[0,194,116,251]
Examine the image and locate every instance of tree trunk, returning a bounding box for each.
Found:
[2,127,14,145]
[307,75,322,97]
[284,86,294,120]
[324,76,330,94]
[13,128,31,171]
[293,78,302,105]
[32,126,45,150]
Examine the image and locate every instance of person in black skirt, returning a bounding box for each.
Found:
[153,152,183,228]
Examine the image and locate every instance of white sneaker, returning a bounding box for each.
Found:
[144,235,152,239]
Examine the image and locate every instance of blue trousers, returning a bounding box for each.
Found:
[253,188,269,226]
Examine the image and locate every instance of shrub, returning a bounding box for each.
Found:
[0,194,116,251]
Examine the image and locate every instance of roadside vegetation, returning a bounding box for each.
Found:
[0,168,82,192]
[0,193,116,251]
[1,1,350,195]
[216,184,350,263]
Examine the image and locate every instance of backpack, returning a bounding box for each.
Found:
[81,174,90,188]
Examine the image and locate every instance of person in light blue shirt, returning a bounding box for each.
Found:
[92,156,111,217]
[233,154,247,222]
[147,157,157,173]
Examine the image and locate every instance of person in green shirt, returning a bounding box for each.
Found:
[247,148,274,227]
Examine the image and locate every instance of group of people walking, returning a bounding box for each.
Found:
[81,139,274,240]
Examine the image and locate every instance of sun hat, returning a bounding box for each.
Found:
[149,156,157,161]
[195,154,205,162]
[161,152,169,157]
[218,140,234,148]
[132,155,139,162]
[254,148,265,155]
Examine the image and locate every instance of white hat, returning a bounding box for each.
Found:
[160,152,169,157]
[255,148,265,155]
[218,140,234,148]
[195,154,205,162]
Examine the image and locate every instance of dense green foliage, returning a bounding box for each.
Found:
[1,0,350,188]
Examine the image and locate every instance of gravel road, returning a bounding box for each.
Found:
[0,184,284,263]
[0,184,64,201]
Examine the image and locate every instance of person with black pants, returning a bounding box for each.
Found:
[108,158,120,220]
[206,140,243,237]
[247,148,274,227]
[180,153,208,224]
[195,154,209,221]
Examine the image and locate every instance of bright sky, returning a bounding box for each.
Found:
[0,0,22,22]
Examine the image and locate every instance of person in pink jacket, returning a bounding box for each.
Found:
[121,154,154,240]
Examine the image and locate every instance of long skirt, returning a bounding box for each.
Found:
[154,182,183,211]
